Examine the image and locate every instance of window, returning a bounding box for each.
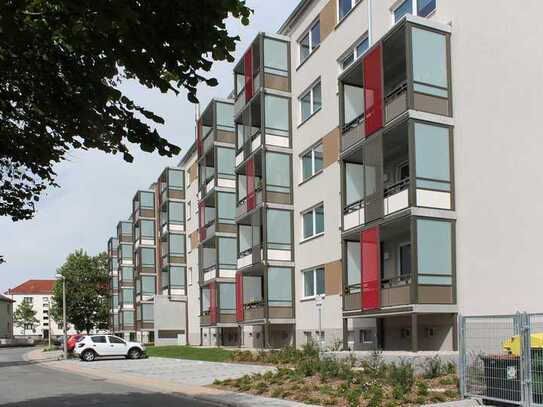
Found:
[216,102,234,131]
[218,237,237,268]
[394,0,413,23]
[398,243,411,277]
[417,0,436,17]
[393,0,435,23]
[140,219,155,240]
[141,276,156,296]
[268,268,292,306]
[301,144,323,181]
[217,147,235,176]
[339,37,369,70]
[360,329,373,344]
[339,0,359,20]
[141,304,154,321]
[109,336,125,344]
[303,267,325,298]
[300,81,322,123]
[412,28,448,98]
[43,297,49,303]
[122,266,133,281]
[266,152,291,194]
[417,219,452,285]
[168,202,185,225]
[299,20,320,63]
[141,247,155,267]
[264,38,289,77]
[91,335,107,343]
[345,163,364,207]
[121,222,132,235]
[414,123,451,191]
[217,192,236,224]
[168,169,184,189]
[23,297,33,304]
[265,95,290,138]
[169,234,185,257]
[302,204,324,240]
[346,241,361,289]
[170,266,186,288]
[122,288,134,305]
[219,283,236,310]
[120,243,132,261]
[266,209,292,250]
[140,191,154,209]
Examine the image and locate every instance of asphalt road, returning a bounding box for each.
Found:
[0,347,218,407]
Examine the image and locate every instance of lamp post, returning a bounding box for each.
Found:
[56,274,67,360]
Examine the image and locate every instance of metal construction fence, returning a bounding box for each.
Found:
[459,313,543,406]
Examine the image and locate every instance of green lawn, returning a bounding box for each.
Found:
[145,345,234,362]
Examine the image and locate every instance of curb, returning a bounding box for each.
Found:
[22,349,319,407]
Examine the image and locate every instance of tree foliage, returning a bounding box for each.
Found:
[51,250,109,333]
[13,300,39,331]
[0,0,251,220]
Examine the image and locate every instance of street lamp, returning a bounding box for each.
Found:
[55,273,67,360]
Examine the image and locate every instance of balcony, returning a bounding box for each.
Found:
[160,232,186,267]
[117,221,133,243]
[342,118,453,232]
[132,190,156,222]
[238,269,294,324]
[198,147,236,199]
[200,236,237,282]
[201,282,237,326]
[161,266,186,299]
[343,215,455,314]
[339,18,452,153]
[233,33,290,118]
[158,167,185,205]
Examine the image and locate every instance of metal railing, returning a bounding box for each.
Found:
[460,312,543,406]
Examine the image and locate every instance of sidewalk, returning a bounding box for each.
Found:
[24,348,319,407]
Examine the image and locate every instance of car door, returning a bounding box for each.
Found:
[107,335,128,356]
[89,335,109,355]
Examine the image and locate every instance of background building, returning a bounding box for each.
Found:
[5,279,75,339]
[0,294,14,339]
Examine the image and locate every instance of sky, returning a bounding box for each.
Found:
[0,0,300,293]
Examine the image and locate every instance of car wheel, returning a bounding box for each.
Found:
[127,348,142,360]
[82,350,96,362]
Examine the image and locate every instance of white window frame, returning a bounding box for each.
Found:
[300,142,323,182]
[338,35,369,72]
[391,0,436,25]
[301,203,324,241]
[302,267,325,299]
[337,0,360,22]
[299,80,322,124]
[298,19,320,65]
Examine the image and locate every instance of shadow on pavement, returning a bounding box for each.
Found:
[0,392,217,407]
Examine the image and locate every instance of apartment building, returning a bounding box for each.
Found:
[107,0,543,352]
[107,167,191,345]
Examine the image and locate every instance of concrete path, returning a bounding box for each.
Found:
[24,348,319,407]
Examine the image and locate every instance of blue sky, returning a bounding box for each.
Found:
[0,0,300,293]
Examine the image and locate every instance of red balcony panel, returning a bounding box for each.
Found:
[210,282,217,324]
[363,45,383,137]
[236,272,244,321]
[247,158,255,210]
[244,48,254,103]
[197,118,203,157]
[199,200,206,241]
[361,227,380,311]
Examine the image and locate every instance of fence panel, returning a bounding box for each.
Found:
[528,313,543,406]
[460,314,524,405]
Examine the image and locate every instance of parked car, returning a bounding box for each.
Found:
[74,335,145,362]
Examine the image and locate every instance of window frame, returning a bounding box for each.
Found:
[337,0,360,22]
[299,80,322,125]
[302,266,325,300]
[301,203,325,242]
[298,19,321,65]
[392,0,436,24]
[338,35,369,72]
[300,142,324,183]
[397,241,412,279]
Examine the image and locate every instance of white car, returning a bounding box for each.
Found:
[74,334,145,362]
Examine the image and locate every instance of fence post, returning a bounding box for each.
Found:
[520,312,533,407]
[458,314,466,399]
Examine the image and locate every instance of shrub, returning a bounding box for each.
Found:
[367,383,384,407]
[392,384,405,400]
[271,387,284,398]
[388,360,415,394]
[296,357,319,377]
[345,387,363,407]
[430,392,447,403]
[416,381,429,396]
[424,356,453,379]
[438,375,457,386]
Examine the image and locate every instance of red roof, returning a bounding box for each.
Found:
[6,279,56,295]
[0,293,14,303]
